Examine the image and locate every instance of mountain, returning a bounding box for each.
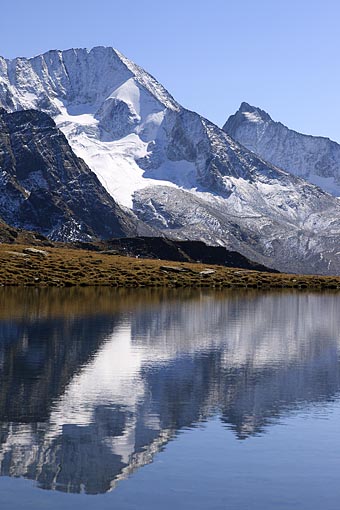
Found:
[223,102,340,196]
[2,47,340,273]
[0,108,153,241]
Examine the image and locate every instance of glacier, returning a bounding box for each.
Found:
[2,47,340,273]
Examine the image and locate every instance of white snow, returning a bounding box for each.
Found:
[51,89,196,208]
[243,111,262,123]
[110,78,141,114]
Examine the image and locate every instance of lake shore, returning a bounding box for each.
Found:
[0,243,339,290]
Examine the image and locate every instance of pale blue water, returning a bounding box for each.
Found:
[0,288,340,509]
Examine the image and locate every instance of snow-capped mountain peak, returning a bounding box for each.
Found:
[0,46,185,207]
[0,46,180,114]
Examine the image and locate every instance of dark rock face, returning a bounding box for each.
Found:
[96,237,276,272]
[0,109,152,241]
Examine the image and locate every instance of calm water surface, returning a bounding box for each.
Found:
[0,287,340,509]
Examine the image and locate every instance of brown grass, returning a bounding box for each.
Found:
[0,243,340,290]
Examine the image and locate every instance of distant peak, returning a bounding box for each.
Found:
[238,102,272,122]
[223,103,272,136]
[239,101,255,112]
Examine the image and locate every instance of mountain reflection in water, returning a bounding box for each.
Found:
[0,288,339,494]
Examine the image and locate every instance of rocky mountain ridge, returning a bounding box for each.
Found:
[93,237,275,272]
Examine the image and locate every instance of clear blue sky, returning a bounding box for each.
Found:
[1,0,339,141]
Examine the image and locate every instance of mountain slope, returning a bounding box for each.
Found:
[223,102,340,196]
[2,48,340,273]
[0,108,153,241]
[0,216,50,244]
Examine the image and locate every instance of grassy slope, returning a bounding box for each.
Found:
[0,243,340,290]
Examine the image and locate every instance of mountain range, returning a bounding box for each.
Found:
[1,47,340,274]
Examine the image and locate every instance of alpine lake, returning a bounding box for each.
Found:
[0,287,339,509]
